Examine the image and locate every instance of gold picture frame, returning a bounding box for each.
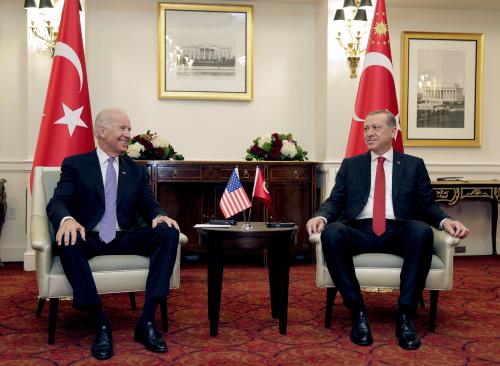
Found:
[401,32,483,146]
[158,3,254,100]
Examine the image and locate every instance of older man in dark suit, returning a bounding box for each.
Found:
[47,108,179,360]
[306,109,469,350]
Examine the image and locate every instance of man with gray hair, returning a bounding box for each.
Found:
[307,109,469,350]
[47,108,179,360]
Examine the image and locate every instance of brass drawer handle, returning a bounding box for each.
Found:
[172,170,178,179]
[243,170,250,179]
[293,170,299,179]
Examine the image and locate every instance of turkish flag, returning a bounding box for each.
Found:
[31,0,95,188]
[252,166,272,213]
[345,0,403,157]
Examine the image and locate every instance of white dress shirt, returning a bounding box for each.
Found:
[356,148,396,220]
[60,148,121,230]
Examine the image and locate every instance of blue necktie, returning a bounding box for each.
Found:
[99,157,117,243]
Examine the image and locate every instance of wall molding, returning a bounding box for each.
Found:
[0,159,33,173]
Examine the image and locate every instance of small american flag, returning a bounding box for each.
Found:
[219,168,252,219]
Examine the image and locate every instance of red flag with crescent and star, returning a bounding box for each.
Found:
[252,166,272,213]
[31,0,95,189]
[345,0,403,157]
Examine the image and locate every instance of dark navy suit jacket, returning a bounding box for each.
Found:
[47,150,165,233]
[315,151,448,229]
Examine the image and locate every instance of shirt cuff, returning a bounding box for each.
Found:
[60,216,74,226]
[439,218,452,229]
[317,216,327,225]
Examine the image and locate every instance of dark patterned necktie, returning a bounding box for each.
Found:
[99,157,117,243]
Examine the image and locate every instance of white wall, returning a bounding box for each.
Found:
[0,1,29,263]
[86,0,316,161]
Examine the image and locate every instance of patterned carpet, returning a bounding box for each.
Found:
[0,256,500,365]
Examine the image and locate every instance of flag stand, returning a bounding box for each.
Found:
[241,208,253,230]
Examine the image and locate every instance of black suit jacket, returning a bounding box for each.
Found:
[315,151,448,229]
[47,150,165,232]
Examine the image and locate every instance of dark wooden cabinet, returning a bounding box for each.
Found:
[139,161,317,259]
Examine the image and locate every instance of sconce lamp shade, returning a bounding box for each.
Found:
[39,0,54,8]
[24,0,37,8]
[342,0,357,9]
[353,9,368,21]
[359,0,373,8]
[333,9,346,21]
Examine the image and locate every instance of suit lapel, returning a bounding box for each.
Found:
[88,150,105,203]
[392,150,404,203]
[117,155,129,206]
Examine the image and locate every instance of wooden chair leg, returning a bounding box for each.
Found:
[48,298,59,344]
[159,296,168,332]
[428,290,439,332]
[325,287,337,328]
[36,298,46,318]
[418,293,425,309]
[129,292,137,310]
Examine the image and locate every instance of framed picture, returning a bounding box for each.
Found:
[401,32,484,146]
[158,3,253,100]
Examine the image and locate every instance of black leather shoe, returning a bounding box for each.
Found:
[350,310,373,346]
[134,321,168,353]
[396,313,421,350]
[91,324,113,360]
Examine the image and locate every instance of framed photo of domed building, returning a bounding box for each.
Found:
[158,3,253,100]
[401,32,483,146]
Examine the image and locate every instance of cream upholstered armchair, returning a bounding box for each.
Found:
[310,227,459,332]
[31,166,187,344]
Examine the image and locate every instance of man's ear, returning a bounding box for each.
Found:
[97,126,107,138]
[391,127,397,139]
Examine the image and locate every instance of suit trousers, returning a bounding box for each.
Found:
[56,223,179,308]
[321,219,433,312]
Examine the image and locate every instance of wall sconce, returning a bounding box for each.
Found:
[24,0,81,57]
[333,0,372,78]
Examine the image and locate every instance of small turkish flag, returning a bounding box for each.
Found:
[31,0,95,189]
[252,166,272,213]
[345,0,404,157]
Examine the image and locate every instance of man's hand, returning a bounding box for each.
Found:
[306,217,325,236]
[152,215,180,231]
[442,219,470,239]
[56,218,86,246]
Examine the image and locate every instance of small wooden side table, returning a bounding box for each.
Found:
[196,222,297,336]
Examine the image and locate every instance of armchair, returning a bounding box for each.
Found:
[31,166,187,344]
[310,227,459,331]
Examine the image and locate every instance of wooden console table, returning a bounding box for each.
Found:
[431,180,500,255]
[138,161,317,258]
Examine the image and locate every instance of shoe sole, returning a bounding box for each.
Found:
[134,333,168,353]
[350,336,373,346]
[91,351,113,360]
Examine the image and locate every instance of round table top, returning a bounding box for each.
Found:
[195,222,297,234]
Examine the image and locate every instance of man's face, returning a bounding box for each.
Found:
[98,113,131,156]
[363,113,396,155]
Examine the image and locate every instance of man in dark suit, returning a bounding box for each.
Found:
[47,108,180,360]
[306,109,469,350]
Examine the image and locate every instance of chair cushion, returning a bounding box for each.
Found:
[353,253,445,269]
[51,255,150,274]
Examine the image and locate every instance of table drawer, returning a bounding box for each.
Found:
[213,165,257,182]
[157,165,201,180]
[268,165,312,181]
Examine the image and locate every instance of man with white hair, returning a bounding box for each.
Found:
[47,108,179,360]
